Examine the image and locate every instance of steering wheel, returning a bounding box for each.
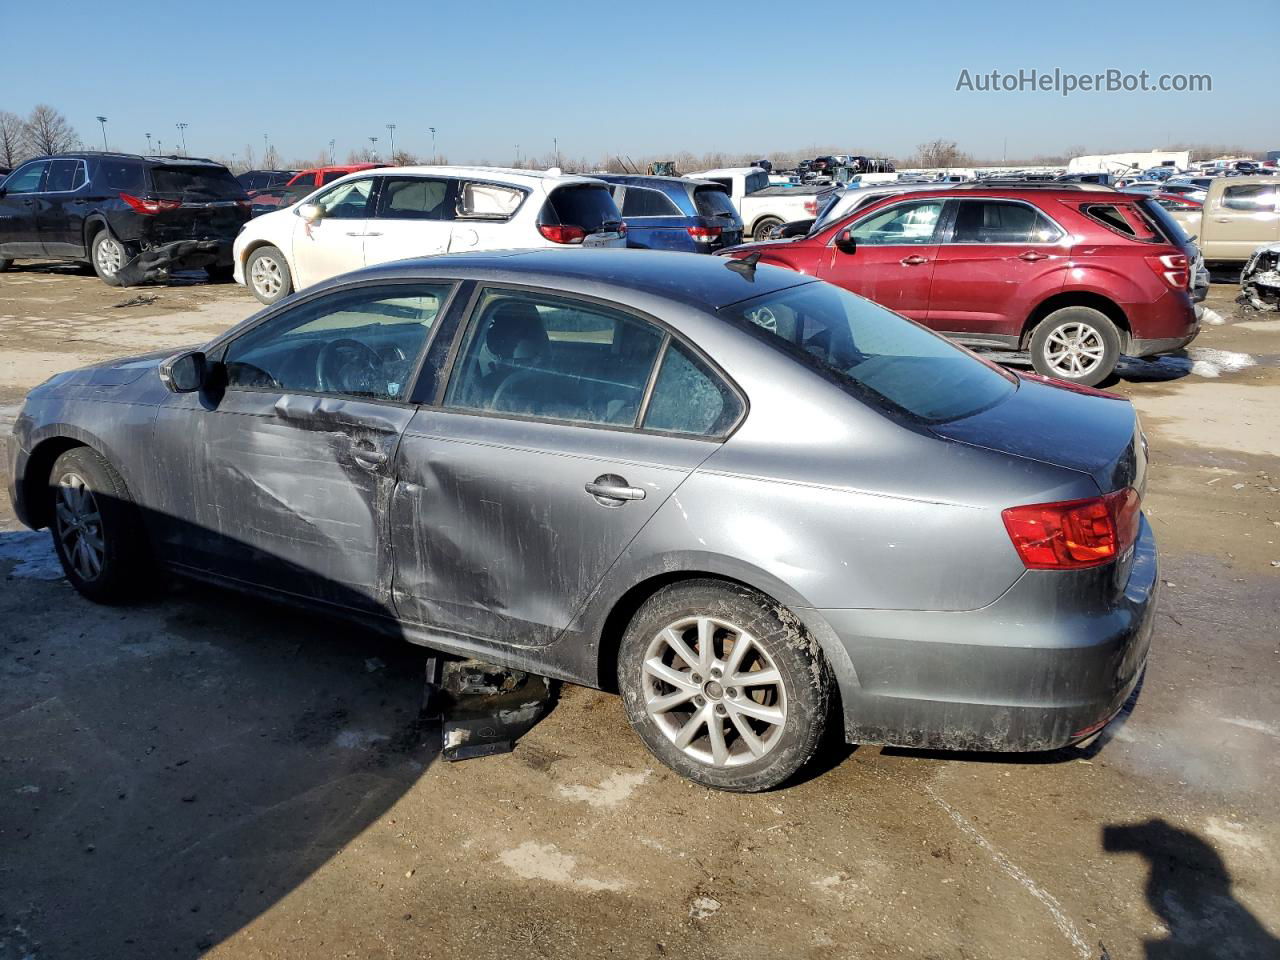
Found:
[316,338,383,394]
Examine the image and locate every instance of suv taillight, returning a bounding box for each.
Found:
[1145,253,1189,290]
[1002,488,1140,570]
[804,198,819,215]
[120,192,182,215]
[538,224,587,244]
[687,225,723,243]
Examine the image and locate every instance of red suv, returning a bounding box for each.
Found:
[724,186,1199,385]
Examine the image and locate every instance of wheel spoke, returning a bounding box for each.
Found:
[643,657,697,691]
[55,503,75,528]
[647,687,696,714]
[723,631,753,677]
[729,710,766,758]
[662,627,701,672]
[733,666,780,688]
[730,699,784,726]
[706,712,729,766]
[695,618,714,669]
[673,709,706,749]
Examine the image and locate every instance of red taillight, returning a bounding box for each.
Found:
[538,223,587,244]
[1002,488,1140,570]
[687,225,723,243]
[1145,253,1189,290]
[120,192,181,215]
[804,198,819,215]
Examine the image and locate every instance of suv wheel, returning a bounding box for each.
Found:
[752,216,783,240]
[246,246,292,305]
[617,579,831,792]
[91,232,127,287]
[1029,307,1121,387]
[0,258,12,272]
[48,447,149,604]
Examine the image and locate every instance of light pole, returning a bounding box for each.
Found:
[369,136,378,160]
[96,116,108,151]
[329,139,335,164]
[145,132,152,154]
[429,127,436,163]
[554,137,558,168]
[386,123,396,159]
[515,144,520,167]
[176,122,188,156]
[263,133,269,166]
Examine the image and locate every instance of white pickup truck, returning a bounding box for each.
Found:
[685,167,835,239]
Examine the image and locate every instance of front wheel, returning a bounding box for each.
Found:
[246,245,292,305]
[752,216,783,241]
[617,579,832,792]
[1029,306,1121,387]
[48,447,149,604]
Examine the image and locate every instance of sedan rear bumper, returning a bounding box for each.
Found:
[818,516,1158,752]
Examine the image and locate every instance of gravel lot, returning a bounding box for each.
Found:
[1,264,1277,960]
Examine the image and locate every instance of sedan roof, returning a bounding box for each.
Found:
[326,248,812,310]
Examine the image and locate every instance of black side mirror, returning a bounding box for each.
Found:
[835,229,857,255]
[159,350,206,393]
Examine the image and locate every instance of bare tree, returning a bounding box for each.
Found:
[0,110,27,167]
[262,144,281,169]
[390,149,418,166]
[241,144,257,170]
[23,104,79,156]
[913,139,971,168]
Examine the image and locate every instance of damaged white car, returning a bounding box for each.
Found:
[1239,242,1280,311]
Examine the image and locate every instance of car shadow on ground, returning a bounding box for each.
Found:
[0,523,552,958]
[1103,819,1280,959]
[2,261,224,286]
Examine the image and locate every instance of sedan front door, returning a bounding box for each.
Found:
[389,287,735,645]
[816,198,944,321]
[290,176,375,288]
[148,280,456,613]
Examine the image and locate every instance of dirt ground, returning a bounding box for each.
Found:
[1,263,1277,960]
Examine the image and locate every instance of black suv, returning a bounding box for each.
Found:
[0,152,251,286]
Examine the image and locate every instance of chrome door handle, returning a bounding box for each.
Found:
[900,255,929,266]
[585,474,645,505]
[363,231,382,237]
[1018,251,1049,262]
[345,231,365,236]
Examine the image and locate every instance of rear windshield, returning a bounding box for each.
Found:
[543,184,621,232]
[1079,202,1165,243]
[722,282,1016,424]
[149,165,246,200]
[693,186,739,219]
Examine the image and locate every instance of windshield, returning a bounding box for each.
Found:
[149,166,246,200]
[722,282,1016,424]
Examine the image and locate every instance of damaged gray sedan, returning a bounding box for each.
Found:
[7,250,1156,791]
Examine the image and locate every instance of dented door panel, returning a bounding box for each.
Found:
[389,409,716,645]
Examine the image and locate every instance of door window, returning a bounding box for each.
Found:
[444,290,664,426]
[3,161,48,194]
[375,177,452,220]
[1221,185,1276,212]
[312,178,374,219]
[223,283,453,400]
[948,200,1062,243]
[621,186,682,217]
[848,200,943,245]
[44,159,86,193]
[643,342,741,437]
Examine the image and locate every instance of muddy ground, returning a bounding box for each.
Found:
[1,263,1277,960]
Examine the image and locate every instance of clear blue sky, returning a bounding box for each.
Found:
[4,0,1276,164]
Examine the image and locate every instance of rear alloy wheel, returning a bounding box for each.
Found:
[618,579,831,792]
[752,216,783,241]
[1029,306,1121,387]
[90,232,126,287]
[246,245,292,305]
[48,447,149,604]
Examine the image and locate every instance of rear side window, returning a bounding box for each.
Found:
[744,172,769,193]
[950,200,1061,244]
[376,177,451,220]
[1080,203,1163,243]
[458,182,525,220]
[98,160,145,192]
[149,166,245,200]
[320,171,346,185]
[693,186,738,219]
[45,159,86,192]
[1221,185,1276,212]
[643,342,741,437]
[620,186,681,217]
[542,185,621,232]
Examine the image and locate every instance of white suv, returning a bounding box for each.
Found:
[233,166,626,304]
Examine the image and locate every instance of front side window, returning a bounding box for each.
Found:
[949,200,1062,244]
[376,177,452,220]
[621,186,681,218]
[643,342,741,437]
[223,283,452,401]
[312,178,374,219]
[3,161,48,194]
[723,281,1015,424]
[44,159,85,193]
[1221,185,1276,213]
[445,290,663,427]
[847,200,944,246]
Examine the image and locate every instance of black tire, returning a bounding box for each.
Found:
[205,263,235,283]
[245,245,292,305]
[0,258,12,272]
[1028,306,1121,387]
[752,216,783,241]
[617,579,831,792]
[47,447,150,604]
[90,231,126,287]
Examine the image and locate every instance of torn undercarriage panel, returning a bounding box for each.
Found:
[115,239,229,286]
[423,657,555,761]
[1238,242,1280,312]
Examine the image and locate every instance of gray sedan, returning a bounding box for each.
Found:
[7,250,1156,791]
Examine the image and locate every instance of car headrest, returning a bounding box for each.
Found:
[485,301,549,362]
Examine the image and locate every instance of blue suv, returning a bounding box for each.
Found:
[595,175,743,253]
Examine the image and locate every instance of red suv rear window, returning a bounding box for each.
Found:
[1078,202,1164,243]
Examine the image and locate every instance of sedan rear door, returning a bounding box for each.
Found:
[389,287,741,645]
